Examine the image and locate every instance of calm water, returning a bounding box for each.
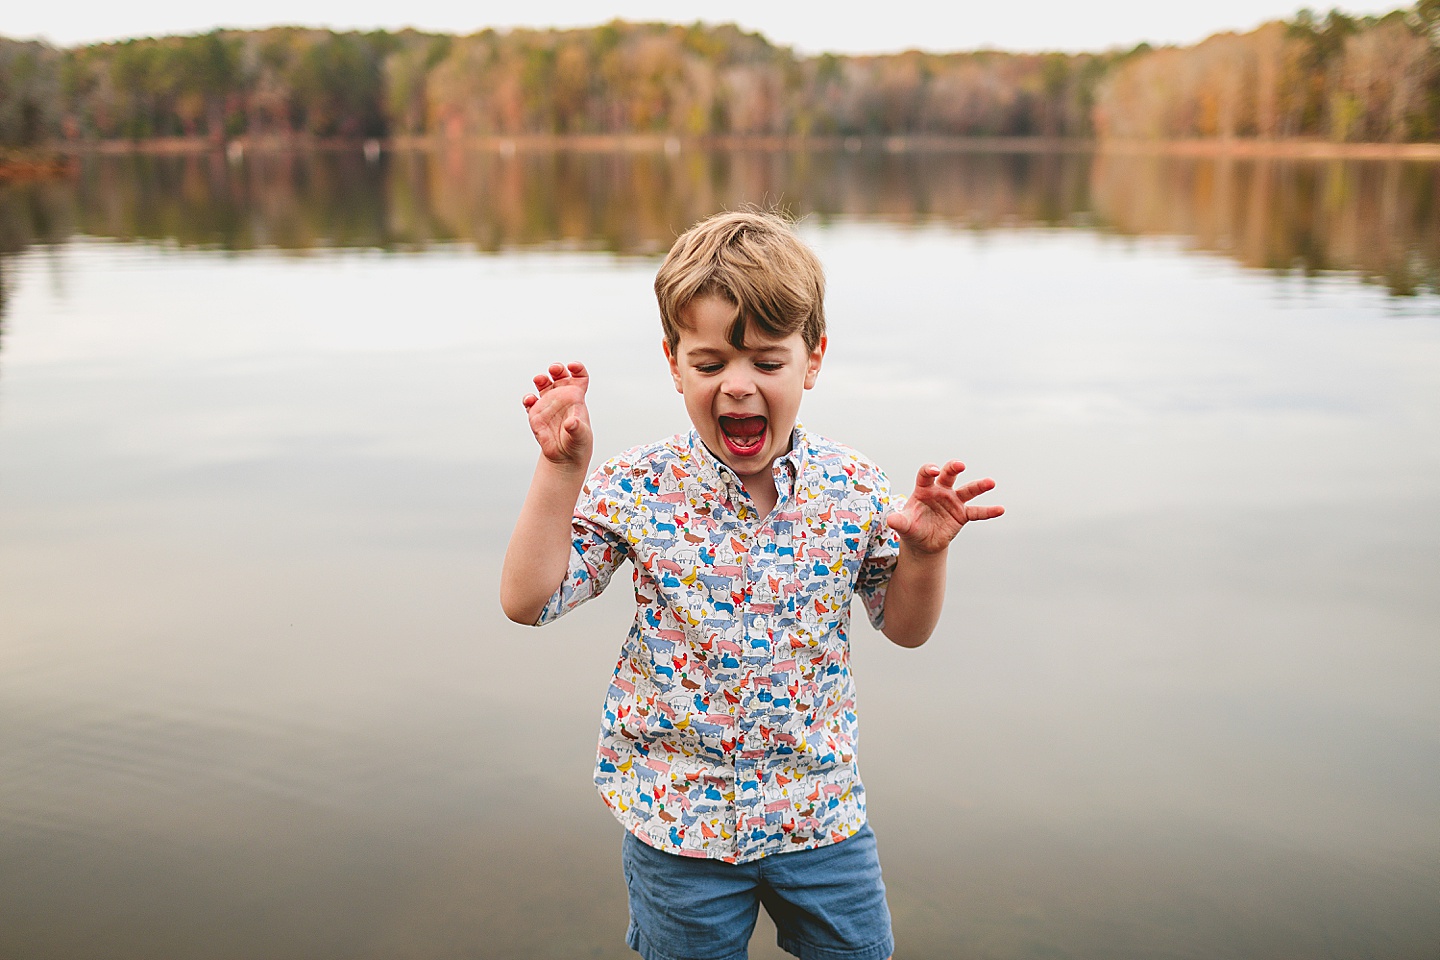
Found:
[1,149,1438,959]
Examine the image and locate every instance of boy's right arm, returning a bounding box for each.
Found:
[500,362,594,625]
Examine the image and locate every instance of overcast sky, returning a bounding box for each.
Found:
[4,1,1411,53]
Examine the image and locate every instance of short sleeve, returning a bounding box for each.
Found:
[533,463,632,626]
[855,472,903,631]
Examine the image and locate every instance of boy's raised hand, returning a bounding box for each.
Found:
[522,361,593,468]
[886,460,1003,555]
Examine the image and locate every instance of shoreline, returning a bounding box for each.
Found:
[25,133,1440,162]
[51,133,1096,156]
[0,150,78,182]
[1097,138,1440,161]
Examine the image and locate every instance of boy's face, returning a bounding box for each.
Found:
[664,295,825,484]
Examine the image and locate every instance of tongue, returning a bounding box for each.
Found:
[722,417,766,439]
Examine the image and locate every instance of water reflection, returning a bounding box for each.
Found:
[0,152,1437,959]
[1093,153,1440,296]
[0,148,1435,294]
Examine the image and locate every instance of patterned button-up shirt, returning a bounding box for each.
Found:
[537,424,902,862]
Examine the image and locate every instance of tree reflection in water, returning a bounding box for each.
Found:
[0,146,1436,295]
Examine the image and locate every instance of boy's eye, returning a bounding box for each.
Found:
[696,363,723,373]
[755,361,783,372]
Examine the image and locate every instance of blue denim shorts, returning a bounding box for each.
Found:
[621,823,894,960]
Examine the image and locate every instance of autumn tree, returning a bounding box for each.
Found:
[0,38,61,147]
[1095,3,1439,142]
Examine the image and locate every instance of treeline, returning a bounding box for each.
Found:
[0,24,1106,144]
[0,3,1437,149]
[1096,3,1440,141]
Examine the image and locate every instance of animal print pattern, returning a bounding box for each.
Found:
[536,425,901,862]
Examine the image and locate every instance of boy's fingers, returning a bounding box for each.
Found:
[522,393,538,408]
[534,363,587,394]
[913,464,940,488]
[885,512,912,535]
[955,477,996,502]
[967,504,1006,521]
[549,361,589,382]
[564,417,593,453]
[936,460,966,487]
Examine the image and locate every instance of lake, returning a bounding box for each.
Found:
[1,147,1437,959]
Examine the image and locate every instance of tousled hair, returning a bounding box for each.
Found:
[655,209,826,352]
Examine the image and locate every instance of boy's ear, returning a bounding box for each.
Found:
[662,339,684,393]
[803,336,827,390]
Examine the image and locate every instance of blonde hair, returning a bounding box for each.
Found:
[655,209,826,352]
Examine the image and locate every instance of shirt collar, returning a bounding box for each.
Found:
[684,423,810,503]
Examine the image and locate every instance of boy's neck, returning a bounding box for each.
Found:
[738,470,779,517]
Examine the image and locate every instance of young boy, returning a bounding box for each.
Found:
[501,210,1002,960]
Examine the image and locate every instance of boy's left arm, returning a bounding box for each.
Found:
[879,460,1003,648]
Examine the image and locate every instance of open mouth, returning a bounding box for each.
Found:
[718,415,767,458]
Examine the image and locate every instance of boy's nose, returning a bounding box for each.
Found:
[720,373,756,398]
